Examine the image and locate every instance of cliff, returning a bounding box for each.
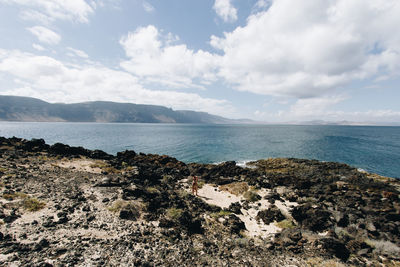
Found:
[0,95,239,123]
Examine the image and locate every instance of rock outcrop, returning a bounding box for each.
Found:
[0,137,399,266]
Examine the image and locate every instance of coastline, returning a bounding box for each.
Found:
[0,137,399,266]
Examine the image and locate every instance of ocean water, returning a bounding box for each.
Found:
[0,122,399,178]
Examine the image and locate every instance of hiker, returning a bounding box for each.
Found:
[192,175,198,196]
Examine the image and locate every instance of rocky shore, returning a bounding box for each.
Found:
[0,137,399,266]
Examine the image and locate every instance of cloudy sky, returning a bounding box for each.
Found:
[0,0,400,123]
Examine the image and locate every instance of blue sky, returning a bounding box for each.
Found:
[0,0,400,123]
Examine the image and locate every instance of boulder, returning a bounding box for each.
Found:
[320,238,350,261]
[223,214,245,234]
[256,205,285,224]
[227,202,242,215]
[291,204,332,232]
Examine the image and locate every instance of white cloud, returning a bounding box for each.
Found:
[253,95,400,123]
[120,25,220,89]
[32,43,45,51]
[252,0,271,13]
[289,96,347,117]
[142,1,154,13]
[0,49,234,117]
[66,47,89,59]
[213,0,237,23]
[27,26,61,45]
[210,0,400,98]
[1,0,95,23]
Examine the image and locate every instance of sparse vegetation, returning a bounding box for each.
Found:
[211,210,232,219]
[198,180,205,189]
[90,161,119,173]
[23,198,46,211]
[0,167,8,173]
[108,200,137,213]
[166,207,183,220]
[162,175,174,184]
[305,257,346,267]
[2,192,28,200]
[219,182,249,196]
[275,219,296,229]
[146,186,160,194]
[178,189,190,198]
[243,190,261,202]
[37,155,49,161]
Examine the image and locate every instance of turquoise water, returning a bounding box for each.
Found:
[0,122,399,178]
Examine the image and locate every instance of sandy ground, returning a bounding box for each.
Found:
[54,159,103,174]
[197,183,298,239]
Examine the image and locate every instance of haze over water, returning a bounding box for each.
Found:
[1,122,399,178]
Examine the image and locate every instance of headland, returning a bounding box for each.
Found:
[0,137,399,266]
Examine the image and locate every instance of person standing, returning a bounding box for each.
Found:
[192,176,198,196]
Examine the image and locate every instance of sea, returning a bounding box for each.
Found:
[0,122,399,178]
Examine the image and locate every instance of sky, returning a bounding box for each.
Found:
[0,0,400,123]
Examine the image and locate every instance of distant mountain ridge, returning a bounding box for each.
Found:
[0,95,244,124]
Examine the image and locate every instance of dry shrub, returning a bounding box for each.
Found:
[219,182,249,196]
[23,198,46,211]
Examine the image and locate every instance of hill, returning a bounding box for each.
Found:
[0,95,239,123]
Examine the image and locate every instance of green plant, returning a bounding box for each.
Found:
[2,192,28,200]
[146,186,160,194]
[243,190,260,202]
[178,190,189,198]
[197,180,205,189]
[38,155,49,161]
[166,208,183,220]
[211,210,232,219]
[275,219,295,229]
[23,198,46,211]
[162,175,174,184]
[108,200,129,213]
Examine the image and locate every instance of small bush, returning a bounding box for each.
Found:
[275,219,296,229]
[0,167,8,173]
[146,187,160,194]
[103,167,119,174]
[243,190,261,202]
[166,208,183,220]
[38,155,49,161]
[178,190,189,198]
[211,210,232,219]
[3,192,28,200]
[90,161,119,173]
[108,200,136,213]
[162,175,174,184]
[197,180,205,189]
[23,198,46,211]
[219,182,249,196]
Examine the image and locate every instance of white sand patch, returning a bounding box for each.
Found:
[197,184,241,209]
[238,209,281,238]
[197,183,298,239]
[54,159,103,173]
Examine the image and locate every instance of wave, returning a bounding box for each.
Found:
[212,160,257,169]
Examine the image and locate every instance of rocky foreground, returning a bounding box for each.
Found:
[0,137,399,267]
